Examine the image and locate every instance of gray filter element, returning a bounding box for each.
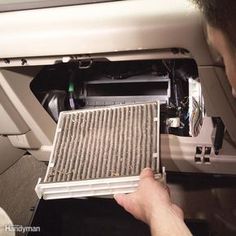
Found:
[45,102,160,183]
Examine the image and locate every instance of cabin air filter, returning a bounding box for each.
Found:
[36,102,164,200]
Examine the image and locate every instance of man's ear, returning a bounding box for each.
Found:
[232,88,236,98]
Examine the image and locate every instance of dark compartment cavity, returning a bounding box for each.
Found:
[31,59,198,137]
[86,81,168,96]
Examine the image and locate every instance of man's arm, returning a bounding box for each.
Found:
[114,168,192,236]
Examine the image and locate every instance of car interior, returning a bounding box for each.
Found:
[0,0,235,235]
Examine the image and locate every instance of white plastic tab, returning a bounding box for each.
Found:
[166,117,181,128]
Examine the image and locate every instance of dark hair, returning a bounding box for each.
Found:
[192,0,236,48]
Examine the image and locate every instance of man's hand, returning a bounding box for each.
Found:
[114,168,192,236]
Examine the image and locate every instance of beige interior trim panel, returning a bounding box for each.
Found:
[0,86,29,135]
[0,0,212,66]
[0,68,56,146]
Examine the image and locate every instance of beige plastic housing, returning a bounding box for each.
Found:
[0,86,29,135]
[0,0,235,174]
[199,67,236,143]
[8,131,40,149]
[161,117,236,174]
[0,68,56,159]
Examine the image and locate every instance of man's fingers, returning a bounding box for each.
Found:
[114,193,126,207]
[114,193,135,214]
[140,168,154,179]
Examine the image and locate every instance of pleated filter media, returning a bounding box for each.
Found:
[36,102,162,200]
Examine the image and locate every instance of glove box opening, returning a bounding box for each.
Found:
[30,58,202,138]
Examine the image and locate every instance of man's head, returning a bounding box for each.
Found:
[192,0,236,92]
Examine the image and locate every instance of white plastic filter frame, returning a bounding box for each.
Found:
[35,169,166,200]
[35,101,162,200]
